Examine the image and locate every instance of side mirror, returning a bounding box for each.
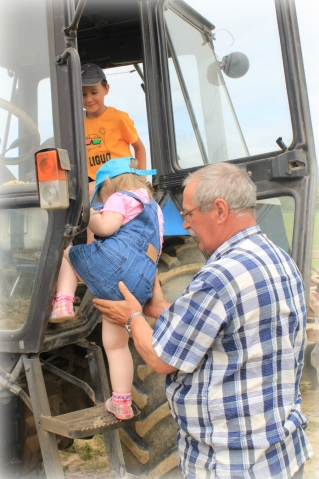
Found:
[221,52,250,78]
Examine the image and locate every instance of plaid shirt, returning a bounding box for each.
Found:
[152,226,313,478]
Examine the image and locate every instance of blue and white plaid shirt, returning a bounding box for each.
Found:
[152,226,313,478]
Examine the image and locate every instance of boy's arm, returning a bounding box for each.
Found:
[132,137,146,170]
[89,209,123,237]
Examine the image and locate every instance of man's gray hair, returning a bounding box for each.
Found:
[183,163,256,215]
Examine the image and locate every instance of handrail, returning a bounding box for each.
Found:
[56,48,90,237]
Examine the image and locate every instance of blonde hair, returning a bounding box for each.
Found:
[98,159,153,202]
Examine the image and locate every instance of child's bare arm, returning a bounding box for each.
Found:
[89,208,123,237]
[132,137,146,171]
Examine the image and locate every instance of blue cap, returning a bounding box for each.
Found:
[90,157,156,204]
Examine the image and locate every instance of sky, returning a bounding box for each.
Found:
[1,0,318,174]
[184,0,319,166]
[106,0,319,170]
[99,0,319,172]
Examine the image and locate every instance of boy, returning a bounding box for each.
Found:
[79,63,147,244]
[81,63,146,180]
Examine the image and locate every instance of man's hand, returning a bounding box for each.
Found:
[94,279,177,375]
[144,272,171,319]
[93,281,141,326]
[93,274,170,326]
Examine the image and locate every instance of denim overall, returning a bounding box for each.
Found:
[69,191,160,306]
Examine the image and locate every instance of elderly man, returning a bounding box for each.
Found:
[94,163,312,479]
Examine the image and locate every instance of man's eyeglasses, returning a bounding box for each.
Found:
[180,205,202,221]
[86,139,101,145]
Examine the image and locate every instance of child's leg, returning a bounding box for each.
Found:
[102,319,133,393]
[56,255,78,293]
[49,248,79,322]
[86,228,95,244]
[102,319,134,419]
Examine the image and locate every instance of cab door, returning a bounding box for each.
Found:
[142,0,317,295]
[0,0,87,353]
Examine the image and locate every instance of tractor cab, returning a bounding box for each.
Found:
[0,0,317,478]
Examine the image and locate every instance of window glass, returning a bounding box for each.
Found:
[256,196,295,253]
[0,0,51,331]
[102,64,151,169]
[165,1,292,167]
[168,57,204,168]
[0,0,54,183]
[165,8,248,168]
[0,208,48,331]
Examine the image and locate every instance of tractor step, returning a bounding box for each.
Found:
[41,403,141,439]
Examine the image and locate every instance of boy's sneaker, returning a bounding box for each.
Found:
[105,397,134,420]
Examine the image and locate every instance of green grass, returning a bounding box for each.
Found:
[282,211,294,248]
[281,209,319,269]
[62,440,99,462]
[65,443,76,454]
[80,443,95,461]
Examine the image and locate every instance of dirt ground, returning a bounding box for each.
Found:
[301,381,319,479]
[59,382,319,479]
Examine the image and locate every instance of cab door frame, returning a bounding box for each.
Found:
[141,0,317,294]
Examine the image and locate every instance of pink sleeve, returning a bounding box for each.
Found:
[100,192,142,224]
[100,193,126,217]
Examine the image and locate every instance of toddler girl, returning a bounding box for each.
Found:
[49,157,163,420]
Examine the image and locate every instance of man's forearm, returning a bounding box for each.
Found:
[131,315,177,375]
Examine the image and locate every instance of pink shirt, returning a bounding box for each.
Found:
[100,189,164,250]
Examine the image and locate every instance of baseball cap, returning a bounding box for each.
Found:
[81,63,107,86]
[90,157,157,204]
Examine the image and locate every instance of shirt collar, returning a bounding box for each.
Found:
[208,225,262,263]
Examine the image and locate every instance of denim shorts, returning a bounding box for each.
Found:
[69,236,156,306]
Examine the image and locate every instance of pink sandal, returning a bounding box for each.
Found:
[105,393,134,420]
[49,293,75,323]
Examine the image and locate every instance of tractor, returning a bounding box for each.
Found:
[0,0,317,478]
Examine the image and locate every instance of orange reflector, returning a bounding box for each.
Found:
[34,148,70,210]
[35,150,66,182]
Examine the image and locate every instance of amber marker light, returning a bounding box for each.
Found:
[35,148,70,210]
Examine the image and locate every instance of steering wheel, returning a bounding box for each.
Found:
[0,98,41,165]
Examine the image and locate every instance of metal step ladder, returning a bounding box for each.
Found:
[23,339,140,479]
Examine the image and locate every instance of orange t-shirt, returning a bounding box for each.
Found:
[84,107,139,180]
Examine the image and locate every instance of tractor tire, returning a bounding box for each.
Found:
[121,237,205,478]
